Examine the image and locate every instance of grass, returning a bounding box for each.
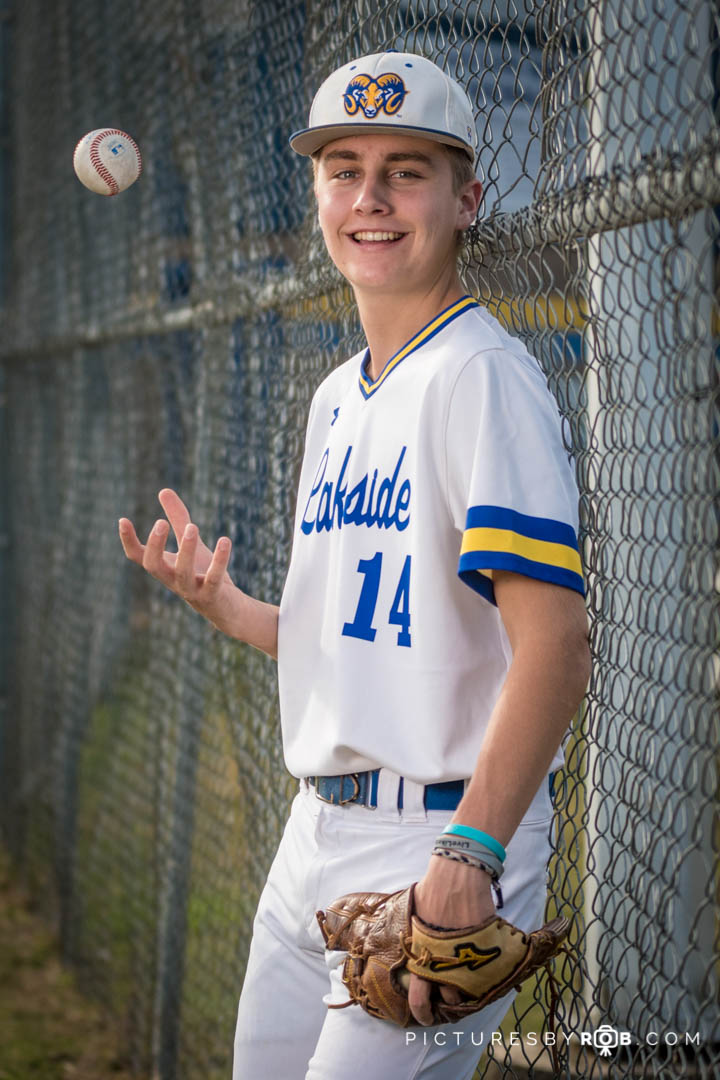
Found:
[0,845,142,1080]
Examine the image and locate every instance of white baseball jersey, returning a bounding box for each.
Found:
[277,296,583,782]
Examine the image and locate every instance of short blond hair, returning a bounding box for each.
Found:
[443,144,477,194]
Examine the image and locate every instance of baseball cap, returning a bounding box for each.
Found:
[289,51,477,160]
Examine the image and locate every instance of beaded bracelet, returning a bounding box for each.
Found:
[431,847,504,909]
[434,836,504,878]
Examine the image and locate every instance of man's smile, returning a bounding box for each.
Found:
[350,231,406,243]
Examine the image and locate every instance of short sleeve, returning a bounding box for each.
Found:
[445,348,584,606]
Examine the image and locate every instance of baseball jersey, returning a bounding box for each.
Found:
[277,296,584,782]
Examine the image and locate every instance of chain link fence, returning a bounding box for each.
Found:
[0,0,718,1077]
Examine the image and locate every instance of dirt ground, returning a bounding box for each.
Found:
[0,848,140,1080]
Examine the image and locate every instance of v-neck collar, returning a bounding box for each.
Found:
[357,295,480,400]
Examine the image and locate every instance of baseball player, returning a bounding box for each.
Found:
[118,51,590,1080]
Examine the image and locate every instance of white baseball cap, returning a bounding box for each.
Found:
[289,51,477,160]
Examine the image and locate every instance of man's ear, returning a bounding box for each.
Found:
[457,178,483,230]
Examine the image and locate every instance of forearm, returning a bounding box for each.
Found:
[412,627,589,956]
[208,585,279,660]
[408,576,589,1023]
[453,634,590,845]
[235,594,279,660]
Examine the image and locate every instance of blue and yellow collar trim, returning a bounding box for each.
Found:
[358,295,479,399]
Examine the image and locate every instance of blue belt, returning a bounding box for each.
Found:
[309,770,557,810]
[309,771,465,810]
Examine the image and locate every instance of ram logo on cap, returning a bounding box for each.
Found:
[343,73,407,119]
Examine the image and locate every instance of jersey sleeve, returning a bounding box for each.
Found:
[444,347,584,606]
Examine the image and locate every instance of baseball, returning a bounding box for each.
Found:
[73,128,142,196]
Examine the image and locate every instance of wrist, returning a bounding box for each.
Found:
[431,830,505,908]
[424,849,492,893]
[416,859,495,929]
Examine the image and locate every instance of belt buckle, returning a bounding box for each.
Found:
[316,773,361,806]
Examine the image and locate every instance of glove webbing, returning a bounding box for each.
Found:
[317,895,386,951]
[317,898,391,1013]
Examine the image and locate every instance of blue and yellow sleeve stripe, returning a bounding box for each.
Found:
[458,505,584,605]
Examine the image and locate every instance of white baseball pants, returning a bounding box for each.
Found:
[233,773,553,1080]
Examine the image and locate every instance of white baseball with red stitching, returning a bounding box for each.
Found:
[73,128,142,196]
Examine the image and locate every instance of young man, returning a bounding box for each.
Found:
[119,52,590,1080]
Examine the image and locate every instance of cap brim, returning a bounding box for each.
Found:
[289,123,475,159]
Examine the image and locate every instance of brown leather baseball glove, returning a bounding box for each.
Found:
[317,883,569,1027]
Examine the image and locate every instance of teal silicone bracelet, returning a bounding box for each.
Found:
[441,824,506,862]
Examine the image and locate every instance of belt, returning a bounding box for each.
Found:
[308,771,465,810]
[308,770,557,810]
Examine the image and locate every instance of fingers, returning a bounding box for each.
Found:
[120,516,177,581]
[407,973,435,1027]
[205,536,232,589]
[158,488,191,544]
[173,525,231,591]
[120,501,232,616]
[142,518,174,583]
[407,973,463,1026]
[174,523,199,594]
[439,985,464,1006]
[118,518,145,564]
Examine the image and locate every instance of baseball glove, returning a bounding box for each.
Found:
[317,883,569,1027]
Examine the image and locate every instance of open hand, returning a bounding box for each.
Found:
[118,488,237,633]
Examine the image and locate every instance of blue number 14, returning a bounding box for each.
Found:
[388,555,411,646]
[342,553,412,647]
